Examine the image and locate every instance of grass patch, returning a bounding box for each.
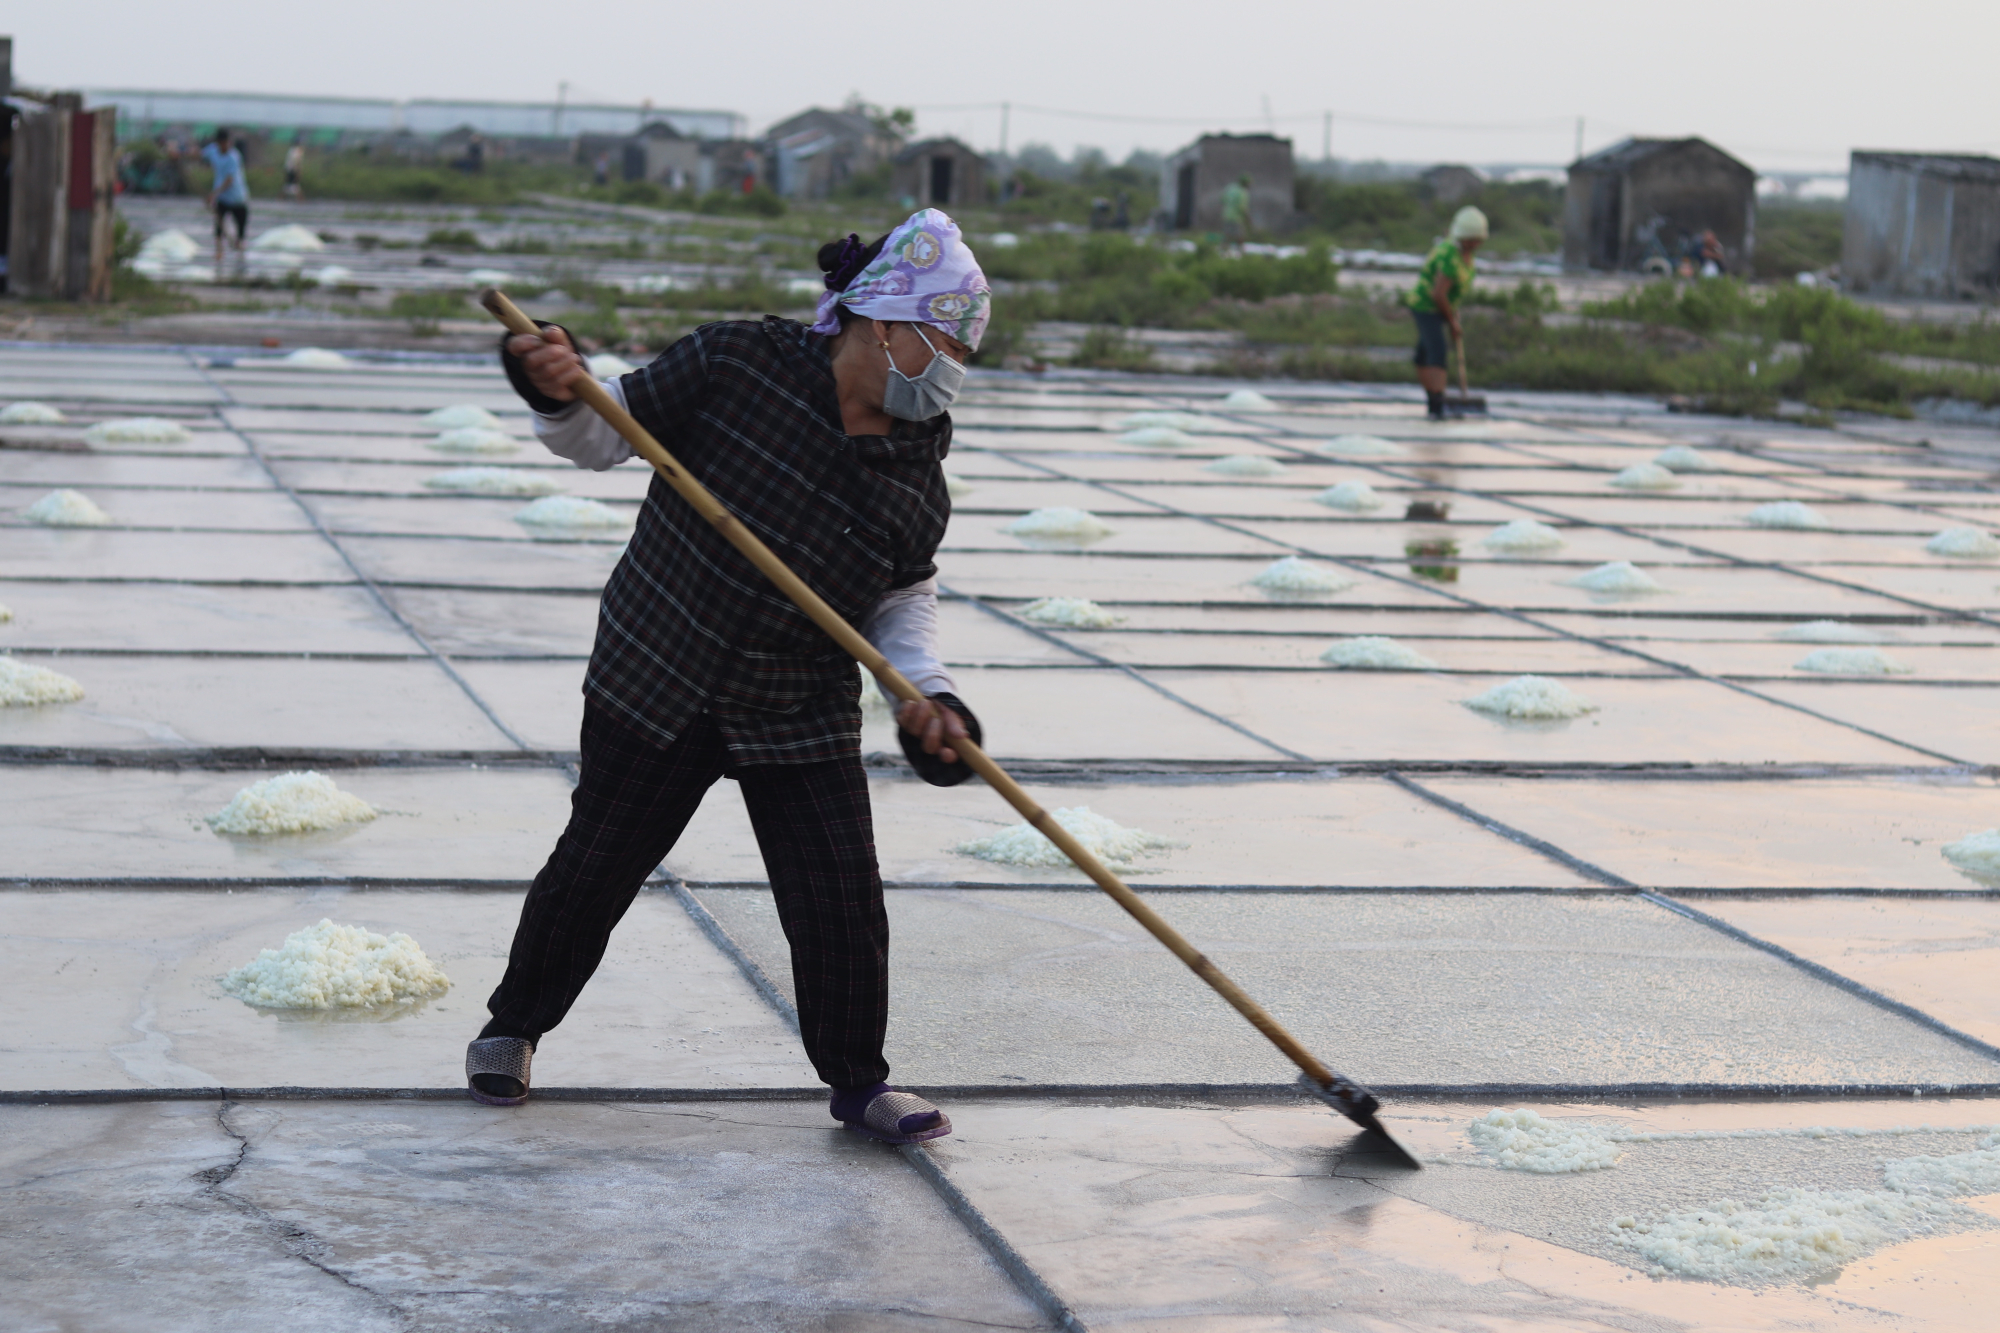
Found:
[389,290,471,336]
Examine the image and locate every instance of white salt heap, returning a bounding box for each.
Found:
[1468,1109,1623,1173]
[1221,388,1279,411]
[1777,620,1885,643]
[1881,1134,2000,1196]
[514,496,628,530]
[1748,500,1830,529]
[308,265,353,287]
[1115,411,1215,433]
[1941,829,2000,885]
[249,224,326,253]
[1018,596,1125,628]
[0,657,85,706]
[1611,462,1679,490]
[1120,426,1203,448]
[1653,445,1712,471]
[586,352,636,377]
[1925,526,2000,558]
[221,918,450,1010]
[1566,561,1664,594]
[208,772,377,835]
[0,604,10,622]
[944,472,975,499]
[1317,434,1404,457]
[136,228,200,264]
[464,267,516,287]
[1003,508,1114,542]
[1321,637,1437,669]
[1,401,66,424]
[1612,1188,1963,1285]
[1253,556,1354,595]
[957,806,1184,870]
[1203,454,1286,477]
[424,405,504,430]
[1795,647,1913,675]
[282,347,352,370]
[1316,480,1386,512]
[1463,675,1597,719]
[1481,519,1565,552]
[23,489,110,527]
[84,416,191,445]
[424,467,563,497]
[429,427,520,455]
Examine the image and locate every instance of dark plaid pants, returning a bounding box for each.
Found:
[486,701,890,1088]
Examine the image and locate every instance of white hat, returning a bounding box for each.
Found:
[1449,206,1490,240]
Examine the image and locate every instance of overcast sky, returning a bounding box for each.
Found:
[10,0,1994,173]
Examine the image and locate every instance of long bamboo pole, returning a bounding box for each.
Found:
[479,290,1392,1131]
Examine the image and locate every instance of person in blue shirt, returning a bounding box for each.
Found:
[201,129,250,267]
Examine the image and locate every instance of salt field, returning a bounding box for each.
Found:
[4,340,2000,1330]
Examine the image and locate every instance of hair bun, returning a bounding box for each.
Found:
[817,239,852,273]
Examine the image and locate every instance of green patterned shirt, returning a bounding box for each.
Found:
[1405,239,1474,313]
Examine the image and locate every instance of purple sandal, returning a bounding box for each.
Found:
[837,1085,953,1144]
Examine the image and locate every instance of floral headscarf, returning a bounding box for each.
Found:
[809,208,991,351]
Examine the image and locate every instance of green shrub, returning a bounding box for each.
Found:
[423,227,483,251]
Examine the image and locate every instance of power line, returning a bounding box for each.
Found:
[910,100,1579,134]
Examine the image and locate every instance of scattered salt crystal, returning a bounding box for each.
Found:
[281,347,352,370]
[249,224,326,253]
[1611,462,1679,490]
[1468,1109,1622,1173]
[0,401,66,424]
[1321,637,1437,669]
[424,467,563,497]
[1777,620,1885,643]
[1795,647,1912,675]
[1881,1135,2000,1197]
[428,427,520,455]
[207,771,377,836]
[1653,445,1711,471]
[1221,388,1279,411]
[1316,480,1385,512]
[424,405,504,430]
[1463,675,1597,719]
[1003,508,1113,542]
[1941,829,2000,885]
[1748,500,1830,529]
[221,918,449,1010]
[1482,519,1565,552]
[1121,426,1202,448]
[586,352,636,377]
[1317,434,1404,457]
[1566,561,1664,594]
[1019,596,1125,628]
[944,472,975,499]
[957,805,1184,870]
[1253,556,1354,594]
[0,657,84,706]
[1609,1187,1964,1285]
[84,417,191,445]
[22,489,110,527]
[1925,527,2000,559]
[1203,454,1286,477]
[514,495,628,529]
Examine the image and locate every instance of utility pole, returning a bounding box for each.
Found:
[1574,116,1584,163]
[554,81,568,137]
[1323,110,1332,165]
[999,101,1009,158]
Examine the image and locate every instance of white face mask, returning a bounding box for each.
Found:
[880,325,965,421]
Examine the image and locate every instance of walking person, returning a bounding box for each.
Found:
[283,141,305,201]
[202,129,250,270]
[1220,174,1251,244]
[1406,206,1486,420]
[467,208,992,1146]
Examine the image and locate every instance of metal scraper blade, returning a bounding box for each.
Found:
[1297,1072,1423,1170]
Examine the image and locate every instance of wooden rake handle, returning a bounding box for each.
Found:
[1451,327,1470,398]
[479,289,1341,1090]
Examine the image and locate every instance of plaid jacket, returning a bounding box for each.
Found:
[584,317,952,763]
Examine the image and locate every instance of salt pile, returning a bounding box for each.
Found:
[586,352,636,377]
[249,224,326,253]
[1317,434,1404,457]
[0,658,85,706]
[514,496,628,530]
[1203,454,1287,477]
[1120,426,1203,448]
[308,265,353,287]
[1115,411,1214,433]
[1941,829,2000,885]
[1003,507,1113,542]
[1252,556,1354,595]
[1566,561,1665,594]
[424,405,504,430]
[1925,526,2000,558]
[424,467,563,497]
[1320,637,1437,669]
[1468,1109,1623,1173]
[1463,675,1597,719]
[464,267,516,286]
[1748,500,1830,529]
[1481,519,1565,552]
[1221,388,1279,411]
[84,416,192,445]
[282,347,353,370]
[428,427,520,455]
[1795,647,1913,675]
[1609,1187,1963,1286]
[1881,1134,2000,1196]
[944,472,975,499]
[207,771,378,835]
[0,604,10,622]
[136,228,200,264]
[1315,480,1385,512]
[0,401,66,424]
[1653,445,1712,471]
[1019,596,1125,628]
[220,919,450,1010]
[23,489,110,527]
[1611,462,1679,490]
[957,805,1183,871]
[1776,620,1885,643]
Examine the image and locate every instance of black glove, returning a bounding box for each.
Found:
[498,320,580,416]
[898,691,982,788]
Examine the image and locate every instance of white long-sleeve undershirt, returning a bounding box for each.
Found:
[533,387,957,698]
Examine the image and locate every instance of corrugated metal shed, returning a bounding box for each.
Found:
[1843,152,2000,299]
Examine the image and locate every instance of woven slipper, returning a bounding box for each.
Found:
[466,1036,533,1106]
[845,1088,952,1144]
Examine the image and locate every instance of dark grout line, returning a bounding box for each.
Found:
[1380,773,1636,888]
[662,873,800,1034]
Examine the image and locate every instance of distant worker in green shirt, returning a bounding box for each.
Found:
[1405,206,1487,420]
[1220,175,1251,243]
